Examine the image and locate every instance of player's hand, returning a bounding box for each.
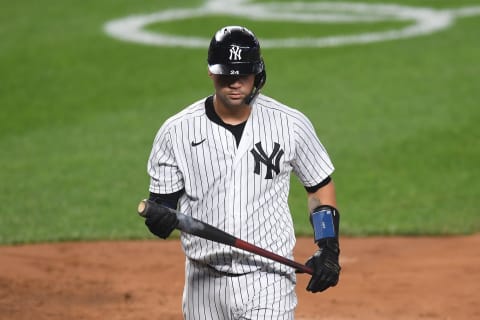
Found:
[305,239,341,293]
[144,204,179,239]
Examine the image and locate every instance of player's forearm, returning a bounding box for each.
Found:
[307,180,337,213]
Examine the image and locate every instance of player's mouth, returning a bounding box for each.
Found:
[228,92,244,100]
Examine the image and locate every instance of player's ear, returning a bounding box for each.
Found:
[208,69,213,79]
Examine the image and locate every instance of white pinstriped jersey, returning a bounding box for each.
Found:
[148,93,334,275]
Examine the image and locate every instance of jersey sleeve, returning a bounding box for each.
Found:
[147,125,184,194]
[291,113,334,188]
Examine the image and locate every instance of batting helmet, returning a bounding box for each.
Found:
[207,26,266,102]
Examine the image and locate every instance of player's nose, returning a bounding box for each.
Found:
[228,75,247,87]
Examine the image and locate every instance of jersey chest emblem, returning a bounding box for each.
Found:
[250,142,284,179]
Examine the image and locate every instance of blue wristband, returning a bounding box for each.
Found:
[311,207,336,242]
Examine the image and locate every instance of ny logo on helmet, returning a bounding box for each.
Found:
[229,45,242,61]
[250,142,284,179]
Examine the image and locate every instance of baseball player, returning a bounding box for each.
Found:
[144,26,341,319]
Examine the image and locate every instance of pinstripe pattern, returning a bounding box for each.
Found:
[183,259,297,320]
[148,93,334,318]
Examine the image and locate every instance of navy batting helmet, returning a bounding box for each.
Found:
[207,26,266,101]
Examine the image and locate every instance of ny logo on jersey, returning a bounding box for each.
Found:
[229,45,242,61]
[250,142,284,179]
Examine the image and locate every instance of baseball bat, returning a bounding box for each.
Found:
[137,199,313,275]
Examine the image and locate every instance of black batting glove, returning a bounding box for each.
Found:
[305,238,341,293]
[144,204,179,239]
[306,205,341,293]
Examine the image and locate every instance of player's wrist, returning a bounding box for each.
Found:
[310,205,340,248]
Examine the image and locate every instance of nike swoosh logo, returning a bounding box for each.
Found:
[191,138,206,147]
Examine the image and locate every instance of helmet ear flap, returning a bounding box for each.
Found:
[255,68,267,91]
[245,67,267,105]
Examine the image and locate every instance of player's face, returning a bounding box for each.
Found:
[209,73,255,108]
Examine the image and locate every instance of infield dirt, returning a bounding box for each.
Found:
[1,235,479,319]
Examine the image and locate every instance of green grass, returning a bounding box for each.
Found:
[1,0,479,244]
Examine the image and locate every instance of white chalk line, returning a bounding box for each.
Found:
[103,0,480,48]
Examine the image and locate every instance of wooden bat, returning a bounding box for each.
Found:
[137,199,313,275]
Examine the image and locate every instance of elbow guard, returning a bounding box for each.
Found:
[310,205,340,244]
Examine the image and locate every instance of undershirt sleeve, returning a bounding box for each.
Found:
[148,189,184,209]
[304,176,331,193]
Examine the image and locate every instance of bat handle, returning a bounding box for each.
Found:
[137,199,197,234]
